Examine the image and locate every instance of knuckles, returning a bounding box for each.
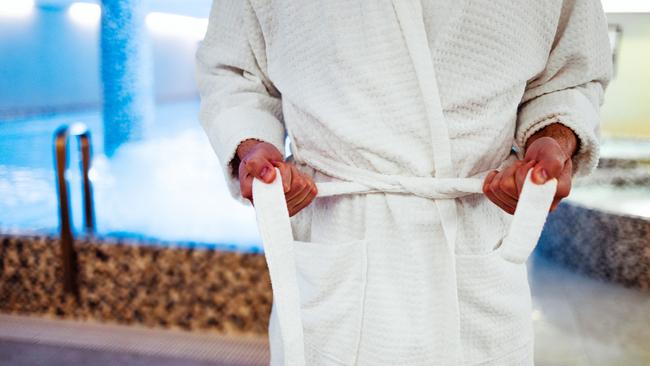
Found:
[489,179,500,193]
[498,178,516,194]
[294,180,306,190]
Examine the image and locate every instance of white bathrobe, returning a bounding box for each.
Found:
[196,1,612,365]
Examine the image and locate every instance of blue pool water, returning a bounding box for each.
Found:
[0,100,263,251]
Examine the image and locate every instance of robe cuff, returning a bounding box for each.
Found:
[515,88,600,178]
[202,106,286,204]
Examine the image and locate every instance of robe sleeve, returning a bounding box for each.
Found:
[514,0,613,177]
[195,0,286,203]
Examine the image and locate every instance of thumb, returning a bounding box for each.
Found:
[258,162,276,183]
[246,157,276,183]
[531,165,549,185]
[531,155,563,185]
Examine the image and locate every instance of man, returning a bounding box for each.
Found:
[196,1,612,364]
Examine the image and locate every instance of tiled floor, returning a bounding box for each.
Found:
[0,339,233,366]
[529,253,650,366]
[0,314,269,366]
[1,252,648,366]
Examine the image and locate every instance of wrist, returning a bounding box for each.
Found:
[236,138,265,160]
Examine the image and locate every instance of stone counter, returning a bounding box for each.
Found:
[537,157,650,291]
[538,202,650,290]
[0,234,273,335]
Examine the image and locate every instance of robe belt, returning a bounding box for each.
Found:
[291,149,559,264]
[290,148,519,254]
[290,150,557,265]
[292,149,487,200]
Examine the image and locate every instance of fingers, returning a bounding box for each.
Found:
[272,162,306,201]
[490,174,516,214]
[274,161,293,193]
[287,185,314,216]
[527,140,573,210]
[522,136,575,211]
[239,160,254,203]
[483,170,514,215]
[235,141,285,203]
[483,159,526,215]
[289,184,317,217]
[535,154,564,183]
[243,155,276,183]
[515,160,536,195]
[483,159,549,215]
[285,163,309,201]
[238,155,275,204]
[524,137,568,184]
[285,164,318,216]
[496,160,522,203]
[517,159,569,213]
[271,161,318,216]
[293,173,318,213]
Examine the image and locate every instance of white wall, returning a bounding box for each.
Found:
[601,13,650,138]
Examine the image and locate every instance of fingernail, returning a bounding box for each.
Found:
[260,166,270,180]
[534,168,548,183]
[540,168,548,180]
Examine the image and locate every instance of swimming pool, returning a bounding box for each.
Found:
[0,100,263,251]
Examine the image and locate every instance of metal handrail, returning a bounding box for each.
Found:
[54,123,96,300]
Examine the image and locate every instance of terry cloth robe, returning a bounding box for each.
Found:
[196,1,612,365]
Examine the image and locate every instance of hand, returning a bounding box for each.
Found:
[482,136,573,215]
[271,161,319,216]
[237,139,318,216]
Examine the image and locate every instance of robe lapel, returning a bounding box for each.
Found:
[390,1,463,364]
[391,0,453,177]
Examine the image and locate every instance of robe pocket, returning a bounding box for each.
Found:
[493,233,540,265]
[454,249,534,365]
[293,238,368,366]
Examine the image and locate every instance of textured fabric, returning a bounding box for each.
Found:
[196,0,612,364]
[255,168,555,365]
